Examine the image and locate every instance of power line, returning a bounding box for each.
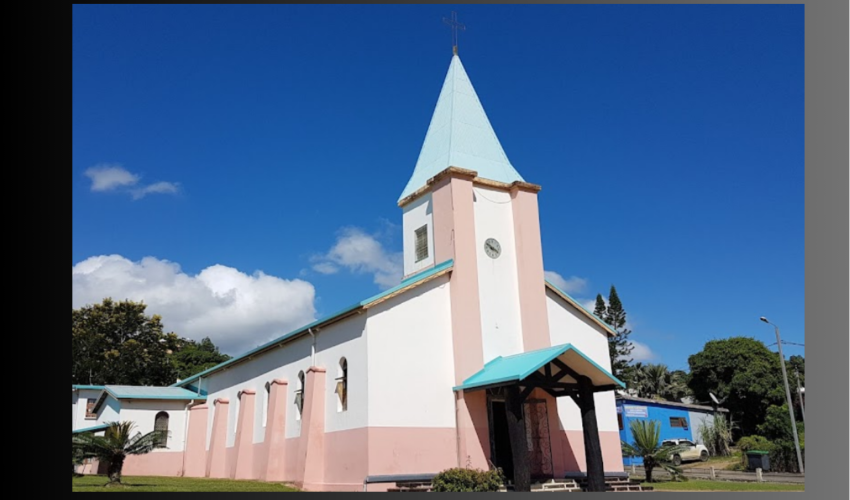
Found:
[767,340,805,348]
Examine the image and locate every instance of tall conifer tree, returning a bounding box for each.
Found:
[603,285,634,381]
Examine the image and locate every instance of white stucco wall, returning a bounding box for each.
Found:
[472,186,524,363]
[119,400,191,452]
[688,411,712,444]
[402,193,435,276]
[366,275,456,428]
[546,289,619,433]
[73,389,106,431]
[100,395,121,423]
[199,311,368,447]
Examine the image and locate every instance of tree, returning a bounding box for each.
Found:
[687,337,785,437]
[757,403,804,443]
[663,370,692,402]
[627,364,692,402]
[72,299,179,386]
[598,286,634,382]
[72,421,166,485]
[593,294,607,322]
[621,420,685,483]
[170,337,231,380]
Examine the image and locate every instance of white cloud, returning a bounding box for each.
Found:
[311,262,340,275]
[131,181,180,199]
[582,299,599,312]
[72,254,317,355]
[84,164,140,191]
[625,340,657,363]
[83,163,179,200]
[544,270,588,294]
[311,227,403,289]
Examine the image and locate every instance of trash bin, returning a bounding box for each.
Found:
[746,451,770,472]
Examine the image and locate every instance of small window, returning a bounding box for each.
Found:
[414,225,429,262]
[295,371,305,420]
[617,413,623,430]
[85,399,97,419]
[670,417,688,429]
[335,358,348,412]
[154,412,169,448]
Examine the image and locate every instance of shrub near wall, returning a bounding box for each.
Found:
[736,436,805,473]
[431,467,505,492]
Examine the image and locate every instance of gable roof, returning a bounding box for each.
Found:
[454,343,625,392]
[544,280,617,337]
[72,385,105,391]
[399,55,523,202]
[173,259,455,388]
[104,385,204,400]
[616,394,729,413]
[91,385,205,414]
[73,423,110,434]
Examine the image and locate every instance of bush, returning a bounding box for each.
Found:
[698,413,735,457]
[431,467,504,492]
[736,435,804,473]
[768,440,805,473]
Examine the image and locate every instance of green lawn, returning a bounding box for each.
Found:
[642,479,804,492]
[72,475,300,492]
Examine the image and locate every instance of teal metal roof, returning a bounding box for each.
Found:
[72,385,105,391]
[399,55,523,202]
[454,343,625,392]
[544,280,617,336]
[174,259,455,388]
[104,385,203,400]
[73,423,109,434]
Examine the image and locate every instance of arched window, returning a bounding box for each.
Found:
[335,358,348,412]
[295,371,305,420]
[154,412,169,448]
[263,382,271,427]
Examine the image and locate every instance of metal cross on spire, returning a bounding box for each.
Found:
[442,11,465,55]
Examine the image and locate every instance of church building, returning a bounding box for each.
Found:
[72,51,626,491]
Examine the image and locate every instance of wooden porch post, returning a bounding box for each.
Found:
[504,385,531,492]
[577,376,606,492]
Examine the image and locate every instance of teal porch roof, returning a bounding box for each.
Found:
[453,343,625,392]
[104,385,203,400]
[73,423,109,434]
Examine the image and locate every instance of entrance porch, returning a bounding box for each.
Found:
[454,343,625,492]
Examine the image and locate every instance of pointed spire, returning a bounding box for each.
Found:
[399,55,524,203]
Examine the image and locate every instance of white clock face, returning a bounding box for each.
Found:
[484,238,501,259]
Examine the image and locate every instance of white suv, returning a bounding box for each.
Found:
[662,439,709,465]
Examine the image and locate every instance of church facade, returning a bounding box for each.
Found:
[73,53,625,491]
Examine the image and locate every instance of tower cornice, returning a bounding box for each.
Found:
[398,166,541,208]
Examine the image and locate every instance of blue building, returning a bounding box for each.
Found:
[616,395,728,466]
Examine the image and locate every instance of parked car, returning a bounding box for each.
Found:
[663,438,709,465]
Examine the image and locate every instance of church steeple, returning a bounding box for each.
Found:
[398,55,524,203]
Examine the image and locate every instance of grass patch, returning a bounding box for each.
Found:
[642,479,804,492]
[72,475,300,492]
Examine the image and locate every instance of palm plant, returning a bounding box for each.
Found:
[72,421,166,485]
[621,420,686,483]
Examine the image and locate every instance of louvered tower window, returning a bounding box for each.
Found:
[414,225,429,262]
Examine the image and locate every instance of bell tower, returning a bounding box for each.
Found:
[398,53,551,369]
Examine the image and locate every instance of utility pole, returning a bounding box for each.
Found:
[760,317,804,474]
[794,368,805,426]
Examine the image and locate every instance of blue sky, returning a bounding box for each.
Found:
[72,4,804,369]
